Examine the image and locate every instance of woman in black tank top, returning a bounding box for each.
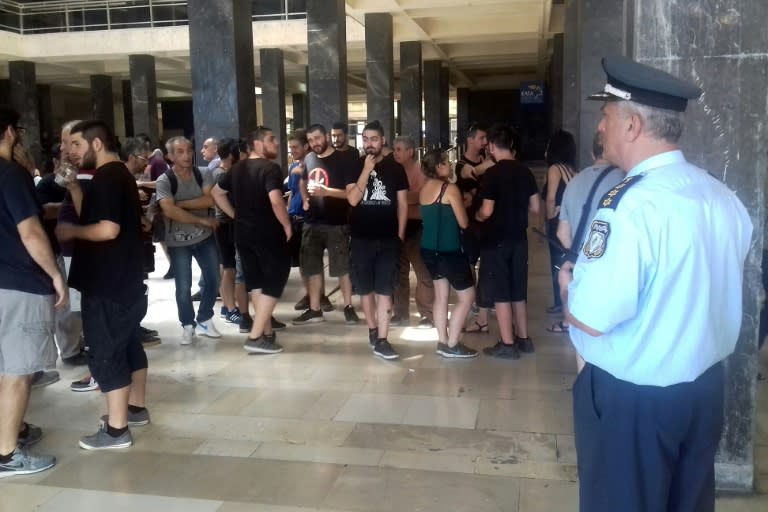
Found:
[541,130,576,314]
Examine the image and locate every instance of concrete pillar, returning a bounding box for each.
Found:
[129,54,159,145]
[9,61,42,167]
[632,0,766,492]
[188,0,256,154]
[399,41,423,145]
[549,33,564,133]
[292,93,307,129]
[575,0,628,168]
[456,87,470,151]
[37,84,53,153]
[260,48,288,170]
[306,0,347,129]
[424,60,447,149]
[90,75,115,132]
[439,67,450,149]
[122,80,134,138]
[365,12,394,143]
[561,0,579,153]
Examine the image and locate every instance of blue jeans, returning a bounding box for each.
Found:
[168,236,220,327]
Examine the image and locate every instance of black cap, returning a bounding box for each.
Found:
[587,56,702,112]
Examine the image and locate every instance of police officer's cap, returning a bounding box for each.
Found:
[587,56,702,112]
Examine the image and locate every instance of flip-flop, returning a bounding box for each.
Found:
[546,321,569,334]
[462,321,489,334]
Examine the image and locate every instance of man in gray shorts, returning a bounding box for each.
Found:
[0,106,67,478]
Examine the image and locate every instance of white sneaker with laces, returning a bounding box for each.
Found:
[195,319,221,338]
[181,324,196,345]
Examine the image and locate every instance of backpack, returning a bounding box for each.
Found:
[165,166,204,197]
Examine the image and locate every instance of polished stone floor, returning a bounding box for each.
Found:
[2,235,767,511]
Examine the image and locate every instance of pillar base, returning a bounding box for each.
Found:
[715,462,754,493]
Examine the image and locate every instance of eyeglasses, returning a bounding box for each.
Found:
[136,154,149,162]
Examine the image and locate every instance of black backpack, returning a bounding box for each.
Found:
[165,166,204,196]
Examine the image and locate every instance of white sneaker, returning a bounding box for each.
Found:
[195,319,221,338]
[181,324,196,345]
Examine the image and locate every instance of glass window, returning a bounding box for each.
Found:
[23,12,68,34]
[110,5,151,29]
[252,0,283,19]
[152,4,188,27]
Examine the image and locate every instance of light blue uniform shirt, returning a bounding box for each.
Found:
[568,150,752,386]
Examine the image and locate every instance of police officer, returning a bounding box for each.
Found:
[559,56,752,512]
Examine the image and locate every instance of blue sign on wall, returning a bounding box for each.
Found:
[520,81,545,104]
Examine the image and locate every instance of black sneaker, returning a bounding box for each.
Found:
[271,316,287,331]
[482,340,520,359]
[320,295,334,312]
[436,342,478,359]
[344,305,360,324]
[17,423,42,448]
[294,295,309,311]
[244,335,284,354]
[139,326,159,337]
[191,291,202,302]
[516,337,535,354]
[141,336,162,348]
[292,309,324,325]
[368,328,379,348]
[240,316,253,334]
[418,317,434,329]
[389,314,407,326]
[373,339,399,360]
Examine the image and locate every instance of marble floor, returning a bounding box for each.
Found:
[2,235,767,511]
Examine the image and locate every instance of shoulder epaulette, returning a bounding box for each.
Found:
[598,174,644,210]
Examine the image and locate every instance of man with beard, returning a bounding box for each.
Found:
[293,124,359,325]
[156,137,221,344]
[212,127,292,354]
[330,121,357,155]
[0,106,65,477]
[346,120,409,359]
[56,120,150,450]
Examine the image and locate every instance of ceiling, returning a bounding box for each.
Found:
[0,0,564,98]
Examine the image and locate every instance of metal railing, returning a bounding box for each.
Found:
[0,0,306,35]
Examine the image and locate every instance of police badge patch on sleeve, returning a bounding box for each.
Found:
[584,220,610,259]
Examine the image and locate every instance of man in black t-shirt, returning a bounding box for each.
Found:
[0,106,64,478]
[292,124,359,326]
[475,123,541,359]
[345,120,409,360]
[57,120,149,451]
[213,126,292,355]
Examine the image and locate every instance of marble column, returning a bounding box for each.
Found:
[424,60,446,149]
[306,0,347,129]
[575,0,628,168]
[395,100,401,136]
[631,0,766,492]
[129,54,159,145]
[37,85,53,153]
[292,93,307,129]
[188,0,256,154]
[90,75,115,131]
[399,41,423,145]
[456,87,470,151]
[122,80,134,138]
[9,61,42,167]
[365,13,394,143]
[260,48,288,170]
[549,33,564,133]
[561,0,579,153]
[439,66,450,149]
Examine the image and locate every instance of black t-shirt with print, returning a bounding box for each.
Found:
[68,161,144,301]
[0,158,54,295]
[478,159,539,245]
[218,158,284,242]
[302,150,355,225]
[346,155,409,239]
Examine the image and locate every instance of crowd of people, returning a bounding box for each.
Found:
[0,55,759,512]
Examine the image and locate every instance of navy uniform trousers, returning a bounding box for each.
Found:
[573,362,724,512]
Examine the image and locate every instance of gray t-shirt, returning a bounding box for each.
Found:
[211,166,232,223]
[559,164,624,250]
[155,167,215,247]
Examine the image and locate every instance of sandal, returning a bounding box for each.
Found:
[546,320,569,334]
[462,321,489,334]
